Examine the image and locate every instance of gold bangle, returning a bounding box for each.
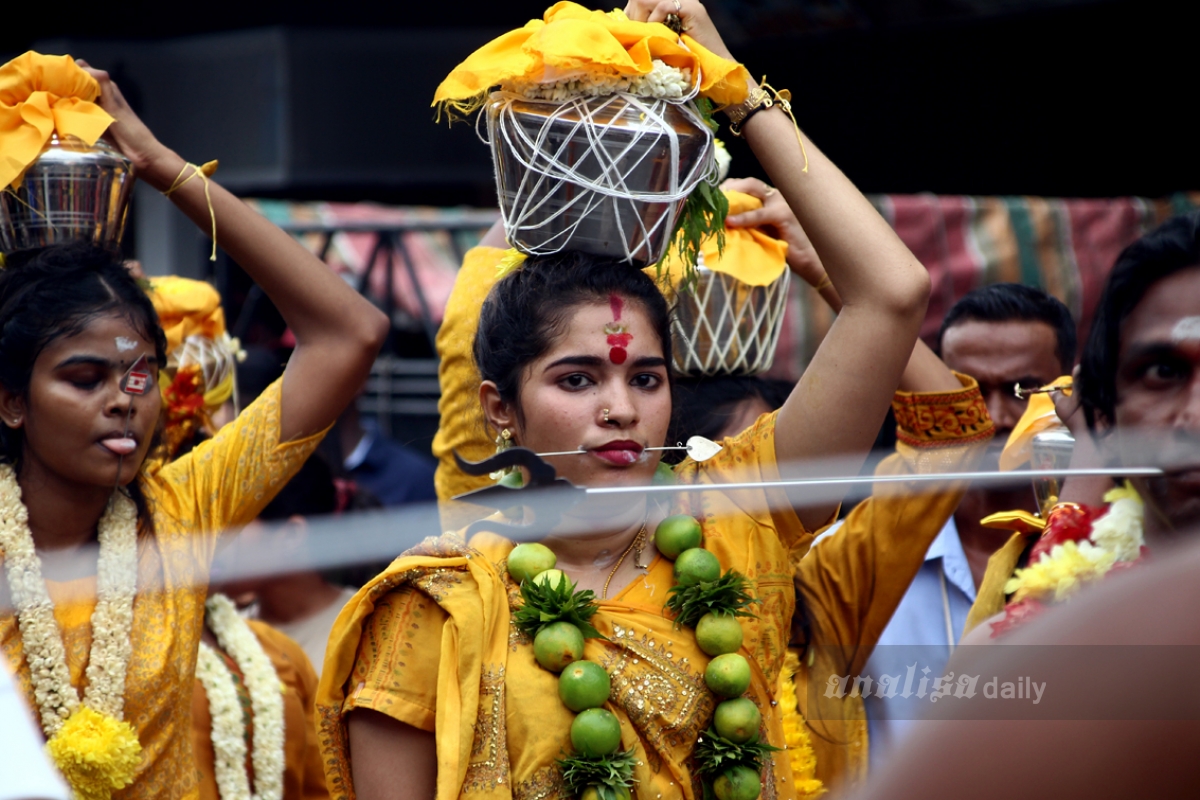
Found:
[728,77,810,175]
[814,276,833,292]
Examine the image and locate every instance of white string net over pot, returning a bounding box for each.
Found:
[672,257,791,377]
[486,90,715,266]
[0,134,135,254]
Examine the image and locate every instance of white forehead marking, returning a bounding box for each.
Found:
[115,336,138,352]
[1171,317,1200,343]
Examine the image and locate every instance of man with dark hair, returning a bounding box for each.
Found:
[841,282,1076,767]
[964,210,1200,636]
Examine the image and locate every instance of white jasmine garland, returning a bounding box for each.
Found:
[199,594,285,800]
[0,463,138,733]
[508,60,694,102]
[1089,487,1145,563]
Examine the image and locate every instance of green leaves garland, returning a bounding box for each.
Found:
[692,728,782,778]
[655,97,728,291]
[666,570,758,629]
[512,575,604,640]
[559,748,638,800]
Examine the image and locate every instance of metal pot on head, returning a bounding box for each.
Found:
[487,92,712,266]
[0,133,135,254]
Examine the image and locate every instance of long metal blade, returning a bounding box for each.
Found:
[583,467,1164,497]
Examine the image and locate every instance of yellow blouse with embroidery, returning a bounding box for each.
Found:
[0,378,327,800]
[319,410,813,800]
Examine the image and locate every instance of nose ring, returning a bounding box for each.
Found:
[603,408,611,423]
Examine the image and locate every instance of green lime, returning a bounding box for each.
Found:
[498,470,524,488]
[713,765,761,800]
[558,661,611,712]
[673,548,721,586]
[570,708,622,757]
[581,785,632,800]
[713,698,761,744]
[654,514,703,559]
[705,653,752,698]
[695,613,744,656]
[652,461,677,485]
[508,543,557,584]
[532,621,584,673]
[533,569,569,590]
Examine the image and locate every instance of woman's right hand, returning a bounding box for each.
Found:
[623,0,736,62]
[76,62,175,188]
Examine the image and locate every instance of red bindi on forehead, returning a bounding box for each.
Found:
[605,294,632,365]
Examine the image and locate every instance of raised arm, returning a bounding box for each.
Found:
[83,64,389,443]
[725,176,963,397]
[626,2,934,527]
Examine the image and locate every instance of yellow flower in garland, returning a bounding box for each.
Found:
[778,652,824,800]
[46,706,142,800]
[1005,540,1117,605]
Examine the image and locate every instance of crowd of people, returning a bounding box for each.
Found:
[2,1,1199,799]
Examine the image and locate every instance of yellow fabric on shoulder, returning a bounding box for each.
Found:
[963,530,1033,636]
[658,190,788,290]
[433,2,750,111]
[319,411,814,800]
[1,377,327,800]
[432,246,509,503]
[193,621,329,800]
[790,373,993,796]
[0,51,114,189]
[998,375,1073,471]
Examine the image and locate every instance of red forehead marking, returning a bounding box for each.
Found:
[609,347,627,365]
[609,294,623,321]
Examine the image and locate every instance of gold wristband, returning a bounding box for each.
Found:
[726,86,772,136]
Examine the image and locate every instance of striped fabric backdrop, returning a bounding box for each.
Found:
[770,191,1200,381]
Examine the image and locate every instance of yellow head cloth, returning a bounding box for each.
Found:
[658,189,788,292]
[0,52,115,190]
[998,375,1074,471]
[145,276,239,463]
[433,2,751,114]
[147,275,227,354]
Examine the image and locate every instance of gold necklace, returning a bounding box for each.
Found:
[601,521,647,600]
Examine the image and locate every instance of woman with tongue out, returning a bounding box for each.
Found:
[0,61,388,800]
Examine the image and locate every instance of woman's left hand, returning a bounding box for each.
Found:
[623,0,735,62]
[76,61,172,182]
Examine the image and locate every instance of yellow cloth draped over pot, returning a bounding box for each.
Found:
[146,276,238,463]
[433,2,750,113]
[0,52,115,189]
[148,276,229,355]
[997,375,1073,471]
[659,190,788,290]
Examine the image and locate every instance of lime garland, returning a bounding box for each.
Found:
[507,513,777,800]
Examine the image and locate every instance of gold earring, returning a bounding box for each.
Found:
[495,427,513,453]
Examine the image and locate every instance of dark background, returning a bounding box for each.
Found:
[6,0,1194,203]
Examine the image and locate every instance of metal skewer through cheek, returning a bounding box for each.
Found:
[537,436,724,462]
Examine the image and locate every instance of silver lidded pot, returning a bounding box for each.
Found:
[488,92,712,266]
[0,133,135,254]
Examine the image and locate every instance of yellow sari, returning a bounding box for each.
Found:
[318,412,812,800]
[0,379,327,800]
